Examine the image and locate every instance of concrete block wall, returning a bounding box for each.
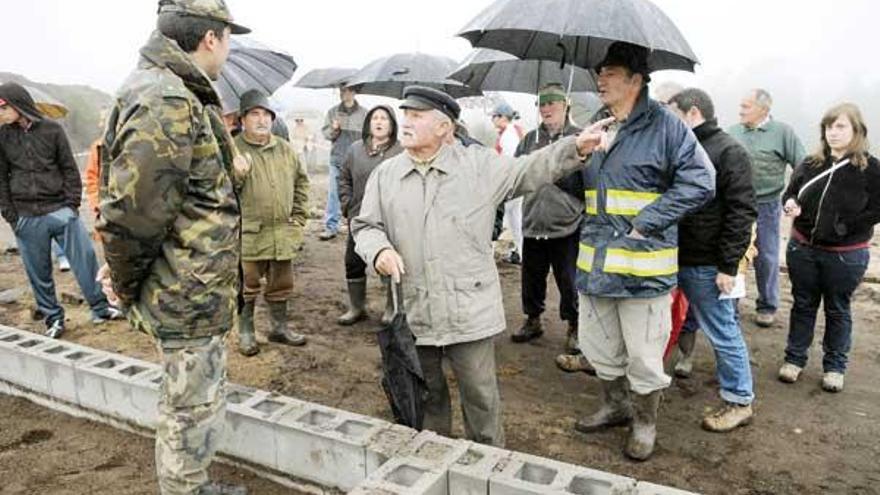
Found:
[0,324,699,494]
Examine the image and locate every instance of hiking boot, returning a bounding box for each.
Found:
[380,278,395,326]
[338,278,367,326]
[555,353,596,375]
[45,319,65,339]
[91,306,125,325]
[502,251,521,265]
[821,371,845,393]
[198,481,248,495]
[674,331,696,378]
[318,229,337,241]
[778,362,803,383]
[511,316,543,343]
[564,320,579,355]
[58,257,71,272]
[754,312,775,328]
[267,301,306,346]
[574,377,632,433]
[702,402,754,432]
[237,301,259,357]
[625,390,661,461]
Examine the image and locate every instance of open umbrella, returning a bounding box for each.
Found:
[449,48,597,94]
[24,85,68,119]
[457,0,698,73]
[215,37,297,112]
[294,68,358,89]
[377,281,426,430]
[346,52,482,99]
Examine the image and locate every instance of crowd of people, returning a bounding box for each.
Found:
[1,0,879,493]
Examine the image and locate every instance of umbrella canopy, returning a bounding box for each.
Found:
[24,85,68,119]
[449,48,597,94]
[377,282,426,430]
[294,67,358,89]
[346,52,482,99]
[457,0,698,73]
[215,37,297,114]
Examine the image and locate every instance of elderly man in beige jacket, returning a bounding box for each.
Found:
[353,86,612,446]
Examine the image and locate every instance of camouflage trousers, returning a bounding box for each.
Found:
[155,334,228,495]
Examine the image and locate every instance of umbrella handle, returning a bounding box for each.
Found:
[391,279,405,316]
[556,42,568,70]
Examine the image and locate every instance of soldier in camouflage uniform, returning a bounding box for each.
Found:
[96,1,250,494]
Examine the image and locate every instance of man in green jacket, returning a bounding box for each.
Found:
[234,89,310,354]
[728,89,805,327]
[97,0,250,493]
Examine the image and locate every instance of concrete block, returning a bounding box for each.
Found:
[635,481,699,494]
[448,443,512,495]
[490,452,636,495]
[274,402,388,491]
[221,390,306,470]
[354,456,448,495]
[365,423,419,475]
[397,430,472,466]
[72,351,160,423]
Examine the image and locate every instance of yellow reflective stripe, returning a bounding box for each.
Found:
[584,190,598,215]
[604,248,678,277]
[605,189,661,216]
[577,243,595,272]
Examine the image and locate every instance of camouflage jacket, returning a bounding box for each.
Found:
[97,30,240,340]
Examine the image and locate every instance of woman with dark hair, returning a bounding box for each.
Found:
[337,105,403,325]
[779,103,880,392]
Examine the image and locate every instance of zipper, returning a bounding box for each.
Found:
[809,168,836,244]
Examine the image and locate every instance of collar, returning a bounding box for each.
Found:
[400,144,451,179]
[139,30,220,107]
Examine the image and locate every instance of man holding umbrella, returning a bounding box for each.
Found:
[97,0,251,492]
[320,85,367,240]
[572,42,714,461]
[353,85,613,446]
[234,89,310,355]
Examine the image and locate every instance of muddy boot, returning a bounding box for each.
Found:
[574,377,632,433]
[267,301,306,346]
[338,278,368,325]
[237,301,259,357]
[556,353,596,375]
[625,390,662,461]
[511,316,543,343]
[674,331,696,378]
[564,320,580,355]
[198,481,247,495]
[380,278,395,326]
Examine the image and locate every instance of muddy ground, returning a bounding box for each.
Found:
[0,175,879,494]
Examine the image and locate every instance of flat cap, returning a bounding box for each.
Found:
[399,85,460,122]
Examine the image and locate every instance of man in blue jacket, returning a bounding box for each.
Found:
[572,43,715,461]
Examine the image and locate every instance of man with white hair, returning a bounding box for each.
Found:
[353,85,613,446]
[729,89,805,328]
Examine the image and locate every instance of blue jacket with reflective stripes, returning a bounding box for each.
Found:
[577,89,715,298]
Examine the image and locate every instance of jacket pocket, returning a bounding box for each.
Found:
[453,272,499,328]
[241,219,262,255]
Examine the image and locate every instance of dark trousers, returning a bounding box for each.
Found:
[521,232,579,322]
[785,240,868,373]
[345,232,367,280]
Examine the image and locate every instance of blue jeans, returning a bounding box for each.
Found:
[785,240,868,373]
[678,265,755,405]
[51,239,68,264]
[324,163,341,233]
[14,207,109,325]
[755,199,781,314]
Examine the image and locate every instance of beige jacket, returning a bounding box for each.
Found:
[353,137,584,346]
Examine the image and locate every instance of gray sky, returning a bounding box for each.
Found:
[4,0,879,144]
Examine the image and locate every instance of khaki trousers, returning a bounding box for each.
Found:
[242,260,293,303]
[578,293,672,394]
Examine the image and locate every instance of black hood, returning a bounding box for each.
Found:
[0,82,44,123]
[362,104,398,148]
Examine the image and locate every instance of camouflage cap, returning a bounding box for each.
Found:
[157,0,251,34]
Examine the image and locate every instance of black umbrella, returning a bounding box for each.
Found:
[450,48,597,94]
[377,281,426,430]
[346,52,482,99]
[294,68,359,89]
[215,37,297,112]
[457,0,698,73]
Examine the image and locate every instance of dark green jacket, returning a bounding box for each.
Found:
[728,119,806,202]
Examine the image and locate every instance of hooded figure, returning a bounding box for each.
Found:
[0,82,44,123]
[337,104,403,326]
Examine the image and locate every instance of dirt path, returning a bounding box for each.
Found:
[0,175,879,494]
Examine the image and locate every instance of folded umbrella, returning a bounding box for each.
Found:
[377,281,426,430]
[215,37,297,112]
[457,0,698,73]
[346,52,482,100]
